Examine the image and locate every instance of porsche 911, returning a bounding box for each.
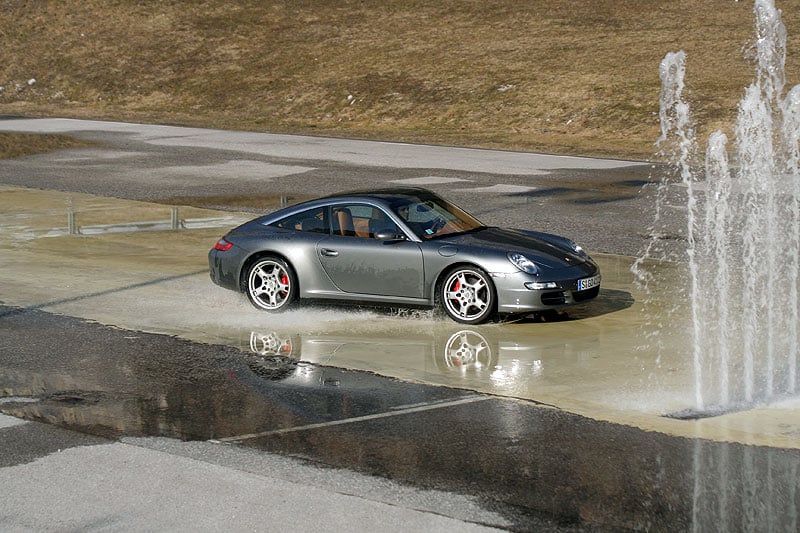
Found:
[208,187,600,324]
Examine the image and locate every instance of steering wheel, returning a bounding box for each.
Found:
[430,217,446,233]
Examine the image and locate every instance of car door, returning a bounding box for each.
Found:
[316,204,424,297]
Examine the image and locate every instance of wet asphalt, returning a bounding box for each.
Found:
[3,304,800,531]
[0,118,796,530]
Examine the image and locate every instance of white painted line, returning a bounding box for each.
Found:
[458,184,536,193]
[0,397,39,404]
[0,413,30,429]
[390,176,470,185]
[214,395,491,443]
[387,397,480,410]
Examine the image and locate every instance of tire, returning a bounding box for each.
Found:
[439,266,496,324]
[245,256,297,312]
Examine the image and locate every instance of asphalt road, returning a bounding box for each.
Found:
[5,304,800,532]
[0,117,657,256]
[1,118,797,531]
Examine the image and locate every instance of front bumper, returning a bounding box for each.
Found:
[492,266,601,314]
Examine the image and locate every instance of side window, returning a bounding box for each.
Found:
[331,204,400,239]
[270,207,327,234]
[366,207,401,238]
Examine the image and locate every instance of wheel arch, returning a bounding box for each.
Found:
[239,250,297,293]
[433,261,496,306]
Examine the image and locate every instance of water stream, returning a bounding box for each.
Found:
[642,0,800,415]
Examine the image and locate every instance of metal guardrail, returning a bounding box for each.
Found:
[66,207,244,236]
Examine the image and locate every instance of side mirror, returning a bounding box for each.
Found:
[375,230,406,242]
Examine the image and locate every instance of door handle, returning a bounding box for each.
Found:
[320,248,339,257]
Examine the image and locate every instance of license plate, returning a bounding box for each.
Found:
[577,274,601,291]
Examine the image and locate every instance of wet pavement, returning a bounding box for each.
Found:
[4,305,800,531]
[2,119,800,530]
[2,185,797,448]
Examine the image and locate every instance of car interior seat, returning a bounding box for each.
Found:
[334,208,355,237]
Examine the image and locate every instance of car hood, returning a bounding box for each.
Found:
[440,227,588,269]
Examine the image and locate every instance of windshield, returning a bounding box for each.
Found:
[392,195,484,240]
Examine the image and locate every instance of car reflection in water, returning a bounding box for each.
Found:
[238,286,637,401]
[242,322,562,398]
[248,327,499,376]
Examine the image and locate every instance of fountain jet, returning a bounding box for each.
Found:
[648,0,800,414]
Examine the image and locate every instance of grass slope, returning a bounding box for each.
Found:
[2,0,799,160]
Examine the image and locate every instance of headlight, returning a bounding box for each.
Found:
[508,252,539,274]
[566,239,588,257]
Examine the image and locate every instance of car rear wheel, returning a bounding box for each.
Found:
[440,267,495,324]
[246,257,297,311]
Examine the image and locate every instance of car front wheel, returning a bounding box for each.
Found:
[440,267,496,324]
[245,256,297,311]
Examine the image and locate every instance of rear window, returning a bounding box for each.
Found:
[269,207,327,234]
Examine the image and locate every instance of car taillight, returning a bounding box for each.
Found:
[214,238,234,252]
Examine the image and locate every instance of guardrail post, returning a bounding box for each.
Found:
[67,207,78,235]
[171,207,180,230]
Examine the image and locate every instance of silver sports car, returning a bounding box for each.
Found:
[208,187,600,324]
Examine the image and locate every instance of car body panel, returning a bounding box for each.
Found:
[442,227,582,270]
[209,187,600,321]
[315,235,425,297]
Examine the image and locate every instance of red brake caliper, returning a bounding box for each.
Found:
[280,274,289,294]
[449,280,461,302]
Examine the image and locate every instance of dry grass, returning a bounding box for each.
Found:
[0,132,93,159]
[1,1,798,160]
